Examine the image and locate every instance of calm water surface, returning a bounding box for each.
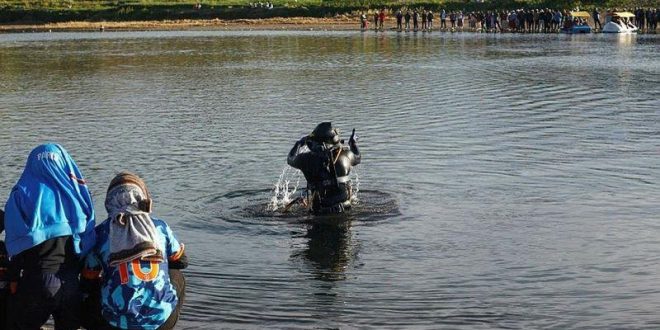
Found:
[0,31,659,329]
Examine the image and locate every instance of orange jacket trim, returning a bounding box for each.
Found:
[169,243,185,262]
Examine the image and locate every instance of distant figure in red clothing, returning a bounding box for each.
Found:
[379,9,386,30]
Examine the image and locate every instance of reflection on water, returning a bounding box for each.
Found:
[0,31,659,328]
[614,33,636,46]
[292,219,355,282]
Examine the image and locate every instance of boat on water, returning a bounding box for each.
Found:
[602,12,638,33]
[561,11,592,34]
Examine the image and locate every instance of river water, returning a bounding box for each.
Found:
[0,31,659,328]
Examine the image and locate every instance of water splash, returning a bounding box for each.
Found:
[269,165,362,212]
[350,167,361,204]
[269,144,362,212]
[269,166,302,211]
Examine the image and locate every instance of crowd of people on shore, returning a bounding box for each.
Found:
[360,7,659,33]
[632,7,659,30]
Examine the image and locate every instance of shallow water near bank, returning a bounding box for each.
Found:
[0,31,659,328]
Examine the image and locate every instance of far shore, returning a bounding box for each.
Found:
[2,17,657,34]
[0,17,360,33]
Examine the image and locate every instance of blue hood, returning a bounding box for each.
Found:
[4,144,96,257]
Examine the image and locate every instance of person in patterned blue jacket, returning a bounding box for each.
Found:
[82,172,188,330]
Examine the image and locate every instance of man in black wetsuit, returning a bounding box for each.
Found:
[287,122,361,215]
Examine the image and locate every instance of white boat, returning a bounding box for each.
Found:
[602,12,638,33]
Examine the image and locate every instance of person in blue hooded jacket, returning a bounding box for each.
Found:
[3,143,96,330]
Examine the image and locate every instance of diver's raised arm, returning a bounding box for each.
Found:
[348,129,361,166]
[287,136,307,169]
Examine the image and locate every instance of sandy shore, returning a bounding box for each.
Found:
[0,17,363,33]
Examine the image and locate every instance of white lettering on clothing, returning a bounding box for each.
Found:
[37,152,59,162]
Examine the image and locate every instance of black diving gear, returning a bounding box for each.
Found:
[310,122,341,147]
[287,123,361,215]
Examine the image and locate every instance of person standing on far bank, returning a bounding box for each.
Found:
[422,10,428,31]
[593,8,602,30]
[441,9,447,29]
[427,10,434,31]
[396,9,403,31]
[379,9,385,30]
[404,10,411,31]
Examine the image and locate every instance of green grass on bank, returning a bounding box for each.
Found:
[1,0,657,24]
[2,0,658,10]
[0,0,257,9]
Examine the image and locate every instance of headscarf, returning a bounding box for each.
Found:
[105,172,163,266]
[3,143,96,257]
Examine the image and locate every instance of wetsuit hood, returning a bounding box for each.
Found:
[309,122,340,147]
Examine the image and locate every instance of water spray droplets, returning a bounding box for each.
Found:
[350,168,361,204]
[269,166,302,211]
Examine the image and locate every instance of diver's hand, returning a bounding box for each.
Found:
[349,129,357,146]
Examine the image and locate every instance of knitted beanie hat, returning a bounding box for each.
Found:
[106,171,152,213]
